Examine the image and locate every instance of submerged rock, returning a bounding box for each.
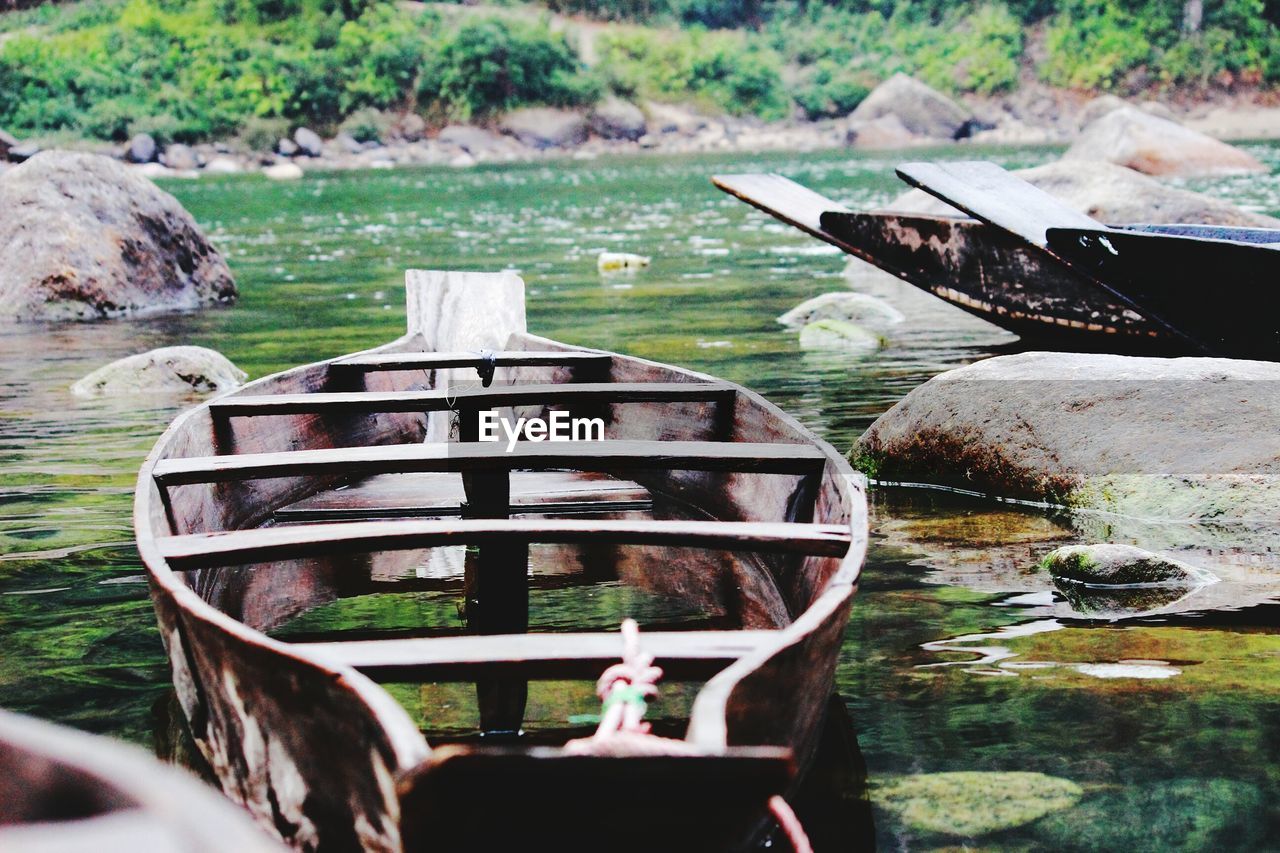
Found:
[71,346,246,397]
[889,159,1280,226]
[778,292,904,330]
[854,352,1280,526]
[873,771,1082,837]
[849,73,972,140]
[798,318,883,353]
[1064,107,1265,177]
[0,151,236,321]
[1042,543,1218,587]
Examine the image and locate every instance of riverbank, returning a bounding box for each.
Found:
[5,87,1279,181]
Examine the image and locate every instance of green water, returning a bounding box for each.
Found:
[2,145,1279,850]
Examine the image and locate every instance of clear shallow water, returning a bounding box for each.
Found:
[2,145,1279,849]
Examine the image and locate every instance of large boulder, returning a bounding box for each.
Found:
[1064,106,1265,177]
[854,352,1280,525]
[589,97,647,141]
[1042,543,1217,586]
[888,159,1280,226]
[71,346,246,397]
[849,73,972,140]
[845,114,921,149]
[0,151,236,321]
[499,108,589,149]
[437,125,514,156]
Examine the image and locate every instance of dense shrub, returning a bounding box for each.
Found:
[417,17,599,120]
[793,61,871,119]
[597,28,786,117]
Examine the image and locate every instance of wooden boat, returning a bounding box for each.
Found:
[714,167,1280,358]
[133,270,867,852]
[0,708,281,852]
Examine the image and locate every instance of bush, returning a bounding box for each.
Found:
[794,61,871,119]
[237,115,290,151]
[597,28,786,117]
[418,16,599,121]
[339,107,392,142]
[1039,0,1152,89]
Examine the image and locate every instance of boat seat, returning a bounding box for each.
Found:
[155,518,852,570]
[207,381,735,417]
[273,470,652,522]
[152,440,827,487]
[331,350,612,373]
[293,629,779,681]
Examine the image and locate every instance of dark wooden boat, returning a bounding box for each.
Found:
[0,708,281,852]
[133,270,867,852]
[714,168,1280,358]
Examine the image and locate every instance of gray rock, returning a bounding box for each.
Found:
[589,97,647,141]
[849,73,971,140]
[845,114,920,149]
[854,352,1280,526]
[0,151,236,321]
[159,143,199,171]
[499,108,589,149]
[277,137,299,157]
[126,133,157,164]
[1042,543,1218,586]
[437,124,510,155]
[1065,106,1265,177]
[888,158,1280,227]
[334,132,364,155]
[7,141,39,163]
[293,127,324,157]
[395,112,427,142]
[778,292,904,329]
[71,346,246,397]
[1076,94,1130,128]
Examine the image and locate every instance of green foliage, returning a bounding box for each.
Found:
[769,3,1021,96]
[237,115,291,151]
[339,107,392,142]
[417,16,599,121]
[1040,0,1152,89]
[793,61,871,119]
[596,28,786,118]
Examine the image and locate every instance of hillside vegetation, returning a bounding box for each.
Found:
[1,0,1278,144]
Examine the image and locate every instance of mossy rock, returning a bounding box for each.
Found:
[1041,544,1217,587]
[873,771,1083,837]
[798,318,883,353]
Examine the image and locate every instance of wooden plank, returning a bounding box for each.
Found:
[156,518,853,570]
[209,382,735,417]
[153,440,827,486]
[332,351,612,372]
[274,471,651,522]
[712,173,851,240]
[895,160,1103,247]
[296,629,779,681]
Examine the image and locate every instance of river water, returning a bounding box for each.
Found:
[2,145,1278,849]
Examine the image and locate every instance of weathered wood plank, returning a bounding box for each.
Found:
[712,173,851,241]
[333,351,612,372]
[157,518,853,569]
[153,440,827,486]
[209,381,735,417]
[297,629,778,681]
[895,160,1102,247]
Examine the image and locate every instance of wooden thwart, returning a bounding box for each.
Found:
[153,440,827,486]
[209,381,734,416]
[333,350,612,372]
[296,629,779,681]
[157,518,852,569]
